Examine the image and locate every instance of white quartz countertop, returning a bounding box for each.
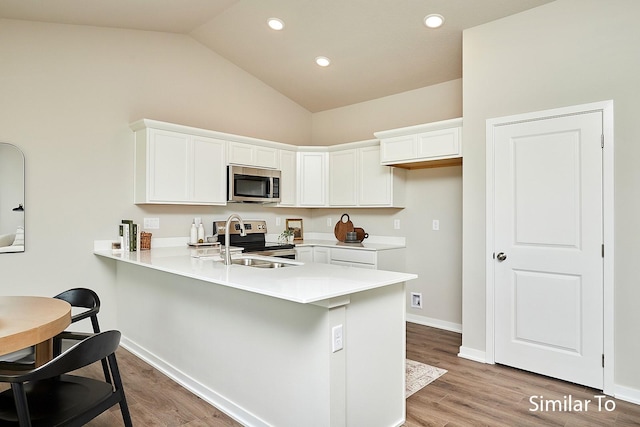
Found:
[295,238,405,251]
[94,246,416,304]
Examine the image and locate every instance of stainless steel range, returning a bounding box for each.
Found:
[213,220,295,259]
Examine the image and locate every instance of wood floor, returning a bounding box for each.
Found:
[6,323,640,426]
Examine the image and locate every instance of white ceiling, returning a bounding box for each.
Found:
[0,0,554,112]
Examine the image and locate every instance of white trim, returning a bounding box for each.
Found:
[457,346,487,363]
[485,100,615,395]
[614,385,640,406]
[120,336,269,427]
[406,314,462,333]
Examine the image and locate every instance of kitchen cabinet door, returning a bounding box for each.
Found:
[416,127,461,159]
[313,247,330,264]
[191,136,227,203]
[359,145,398,206]
[147,129,190,202]
[295,246,313,263]
[380,134,417,163]
[297,151,327,206]
[135,128,227,205]
[228,141,278,169]
[278,149,296,206]
[329,149,358,206]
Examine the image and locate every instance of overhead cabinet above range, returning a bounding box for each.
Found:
[227,141,279,169]
[375,117,463,169]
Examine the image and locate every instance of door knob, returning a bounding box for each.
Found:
[496,252,507,262]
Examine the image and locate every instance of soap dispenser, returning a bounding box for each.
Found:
[190,222,197,245]
[197,222,205,243]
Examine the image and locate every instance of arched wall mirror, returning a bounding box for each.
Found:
[0,143,25,253]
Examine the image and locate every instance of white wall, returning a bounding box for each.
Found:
[0,19,311,328]
[311,80,462,146]
[462,0,640,393]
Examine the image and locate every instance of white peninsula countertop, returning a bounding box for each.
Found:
[94,246,416,304]
[95,240,415,426]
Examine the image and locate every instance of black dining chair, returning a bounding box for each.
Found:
[0,288,108,380]
[0,330,133,426]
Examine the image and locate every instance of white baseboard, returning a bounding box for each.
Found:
[120,336,269,427]
[615,384,640,405]
[406,314,462,333]
[457,346,487,363]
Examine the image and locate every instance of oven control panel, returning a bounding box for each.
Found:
[214,220,267,235]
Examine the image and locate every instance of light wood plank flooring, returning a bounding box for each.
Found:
[5,323,640,425]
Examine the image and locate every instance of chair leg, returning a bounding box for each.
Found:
[53,336,63,358]
[108,354,133,427]
[101,358,112,384]
[10,383,32,427]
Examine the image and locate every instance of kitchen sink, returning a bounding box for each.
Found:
[230,256,299,268]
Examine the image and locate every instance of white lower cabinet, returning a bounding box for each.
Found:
[330,248,377,269]
[295,246,330,263]
[313,247,330,264]
[295,247,313,262]
[132,122,226,205]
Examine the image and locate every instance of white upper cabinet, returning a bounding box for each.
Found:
[375,118,462,169]
[297,150,327,207]
[359,144,405,206]
[228,141,279,169]
[132,122,227,205]
[329,149,358,206]
[278,149,297,206]
[328,141,405,208]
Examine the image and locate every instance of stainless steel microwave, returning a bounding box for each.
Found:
[227,165,281,203]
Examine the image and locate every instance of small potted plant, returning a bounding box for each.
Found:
[279,228,294,244]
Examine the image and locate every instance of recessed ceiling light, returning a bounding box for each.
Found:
[267,18,284,31]
[424,14,444,29]
[315,56,331,67]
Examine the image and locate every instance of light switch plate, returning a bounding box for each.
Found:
[143,218,160,229]
[332,324,343,352]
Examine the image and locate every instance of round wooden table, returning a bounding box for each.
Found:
[0,296,71,366]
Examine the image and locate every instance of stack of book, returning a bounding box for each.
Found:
[119,220,140,252]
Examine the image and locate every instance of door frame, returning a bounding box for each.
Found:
[485,100,614,394]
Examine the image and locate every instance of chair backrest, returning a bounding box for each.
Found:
[54,287,101,332]
[54,287,100,310]
[0,330,121,384]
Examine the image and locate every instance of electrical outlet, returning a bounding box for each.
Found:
[276,217,281,226]
[143,218,160,229]
[332,324,344,352]
[394,219,400,230]
[411,292,423,309]
[327,217,332,227]
[432,219,440,231]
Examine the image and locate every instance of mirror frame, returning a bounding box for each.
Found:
[0,142,25,253]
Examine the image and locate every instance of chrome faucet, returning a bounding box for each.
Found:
[224,213,246,265]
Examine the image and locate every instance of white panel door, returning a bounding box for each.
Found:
[493,112,603,389]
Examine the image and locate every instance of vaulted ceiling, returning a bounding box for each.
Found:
[0,0,554,112]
